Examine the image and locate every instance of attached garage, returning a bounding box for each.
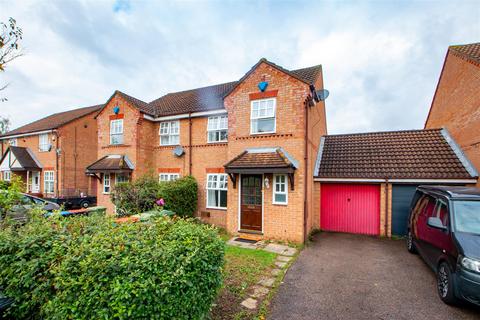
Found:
[314,129,478,237]
[321,183,380,235]
[391,185,418,236]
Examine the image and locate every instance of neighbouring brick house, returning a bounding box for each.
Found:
[0,105,101,198]
[425,42,480,187]
[87,58,327,242]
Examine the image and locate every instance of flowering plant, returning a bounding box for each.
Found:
[156,198,165,207]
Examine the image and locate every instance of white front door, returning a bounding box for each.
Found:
[31,171,40,193]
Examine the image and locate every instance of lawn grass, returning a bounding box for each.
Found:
[211,245,277,320]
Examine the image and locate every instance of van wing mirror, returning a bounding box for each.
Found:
[427,217,447,231]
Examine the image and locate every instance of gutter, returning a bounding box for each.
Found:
[0,129,54,140]
[313,177,478,184]
[143,109,227,122]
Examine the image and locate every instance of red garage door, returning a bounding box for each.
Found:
[321,184,380,235]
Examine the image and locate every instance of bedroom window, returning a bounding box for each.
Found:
[39,134,50,151]
[159,121,180,145]
[251,98,276,134]
[110,119,124,145]
[207,115,228,142]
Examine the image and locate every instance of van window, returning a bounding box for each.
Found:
[411,194,429,219]
[435,200,449,227]
[453,201,480,235]
[424,195,437,218]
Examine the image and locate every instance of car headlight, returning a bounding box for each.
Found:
[460,255,480,273]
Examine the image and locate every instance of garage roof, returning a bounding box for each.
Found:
[314,128,478,180]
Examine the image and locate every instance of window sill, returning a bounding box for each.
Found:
[206,206,227,211]
[250,131,276,136]
[272,202,288,206]
[207,140,228,144]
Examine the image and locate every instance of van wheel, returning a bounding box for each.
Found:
[437,262,458,305]
[80,200,90,209]
[406,230,417,254]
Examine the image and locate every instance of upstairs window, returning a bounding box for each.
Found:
[39,134,50,152]
[251,98,276,134]
[44,171,54,194]
[159,173,180,182]
[273,174,288,205]
[9,138,17,146]
[206,174,228,209]
[207,115,228,143]
[103,173,111,194]
[110,119,124,145]
[160,121,180,146]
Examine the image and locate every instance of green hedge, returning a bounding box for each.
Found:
[159,176,198,217]
[0,214,224,319]
[111,175,198,217]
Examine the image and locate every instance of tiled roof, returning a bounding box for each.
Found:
[225,147,297,170]
[115,91,154,115]
[1,104,102,138]
[315,129,477,179]
[449,42,480,65]
[86,155,134,173]
[148,60,322,117]
[149,81,238,117]
[0,146,42,171]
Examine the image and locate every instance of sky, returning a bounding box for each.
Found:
[0,0,479,134]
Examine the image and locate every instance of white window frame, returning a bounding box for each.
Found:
[206,173,228,210]
[3,171,11,181]
[44,171,55,194]
[207,115,228,143]
[39,133,50,152]
[110,119,124,145]
[103,173,111,194]
[272,174,288,205]
[250,98,276,135]
[159,173,180,182]
[9,138,17,146]
[159,120,180,146]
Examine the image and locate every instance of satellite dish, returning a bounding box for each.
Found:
[173,146,185,157]
[315,89,330,102]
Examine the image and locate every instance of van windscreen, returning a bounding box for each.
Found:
[454,201,480,235]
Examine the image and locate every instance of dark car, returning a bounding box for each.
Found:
[406,186,480,306]
[0,192,60,223]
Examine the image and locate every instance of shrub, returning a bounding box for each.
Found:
[0,175,24,220]
[111,175,198,217]
[0,214,225,319]
[159,176,198,217]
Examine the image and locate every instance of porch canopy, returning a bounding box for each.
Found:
[0,146,42,171]
[86,155,134,175]
[224,147,298,190]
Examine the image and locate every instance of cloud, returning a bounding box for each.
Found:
[0,0,478,134]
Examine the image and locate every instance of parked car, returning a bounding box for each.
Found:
[406,185,480,306]
[0,192,60,223]
[50,195,97,209]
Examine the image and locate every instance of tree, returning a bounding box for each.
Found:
[0,116,10,134]
[0,17,23,101]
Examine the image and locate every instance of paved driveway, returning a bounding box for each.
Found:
[269,232,480,320]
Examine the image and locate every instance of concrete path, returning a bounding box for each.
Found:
[269,232,480,320]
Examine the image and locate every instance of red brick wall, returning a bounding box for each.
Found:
[57,112,98,197]
[425,51,480,186]
[95,94,142,213]
[224,61,313,242]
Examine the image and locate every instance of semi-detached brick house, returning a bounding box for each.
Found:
[0,105,101,198]
[87,58,327,242]
[424,42,480,187]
